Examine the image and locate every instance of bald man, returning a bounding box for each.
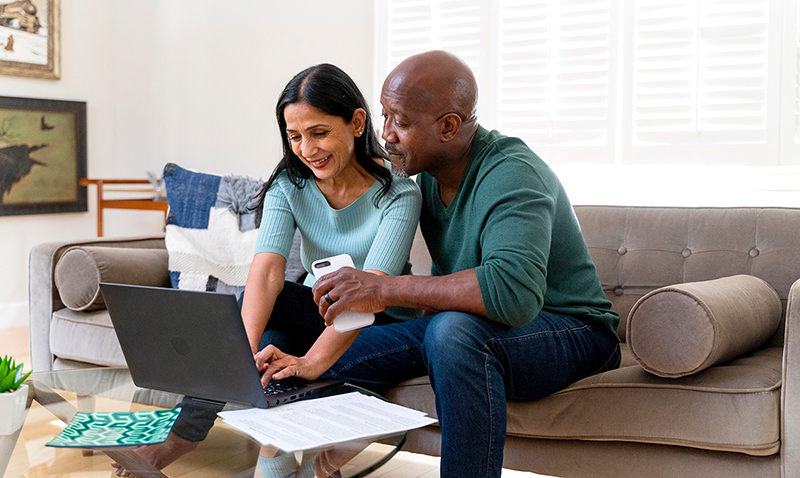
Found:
[313,51,621,477]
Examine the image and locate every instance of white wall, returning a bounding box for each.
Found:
[0,0,376,329]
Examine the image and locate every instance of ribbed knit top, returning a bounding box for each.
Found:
[254,162,422,320]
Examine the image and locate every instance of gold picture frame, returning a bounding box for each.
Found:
[0,0,60,80]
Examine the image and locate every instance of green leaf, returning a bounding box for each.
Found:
[12,369,31,390]
[0,373,14,392]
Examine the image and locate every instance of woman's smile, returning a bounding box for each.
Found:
[309,154,333,168]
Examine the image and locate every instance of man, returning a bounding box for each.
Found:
[312,50,621,477]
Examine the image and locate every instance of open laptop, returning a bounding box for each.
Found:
[99,282,343,409]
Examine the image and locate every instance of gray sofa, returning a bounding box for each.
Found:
[29,206,800,478]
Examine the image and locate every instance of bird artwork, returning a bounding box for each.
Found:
[40,115,54,130]
[0,144,47,202]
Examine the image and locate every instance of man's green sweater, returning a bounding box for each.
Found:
[417,126,619,337]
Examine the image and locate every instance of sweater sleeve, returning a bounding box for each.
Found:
[363,180,422,276]
[254,180,297,259]
[474,157,556,327]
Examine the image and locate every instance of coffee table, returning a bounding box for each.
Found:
[1,367,405,477]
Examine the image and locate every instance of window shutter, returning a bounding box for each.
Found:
[495,0,616,150]
[383,0,484,76]
[623,0,781,165]
[794,1,800,144]
[378,0,790,167]
[779,0,800,165]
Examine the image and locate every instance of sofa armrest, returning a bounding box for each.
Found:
[29,235,166,372]
[782,277,800,477]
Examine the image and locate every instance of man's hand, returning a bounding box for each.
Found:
[312,268,387,326]
[314,267,487,324]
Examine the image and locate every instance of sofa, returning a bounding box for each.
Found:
[29,206,800,477]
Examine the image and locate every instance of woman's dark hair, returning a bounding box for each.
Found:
[253,63,391,210]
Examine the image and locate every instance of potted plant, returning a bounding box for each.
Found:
[0,356,32,435]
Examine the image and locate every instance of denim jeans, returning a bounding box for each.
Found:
[322,309,620,478]
[174,283,620,478]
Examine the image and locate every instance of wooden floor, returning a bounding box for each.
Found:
[1,326,548,477]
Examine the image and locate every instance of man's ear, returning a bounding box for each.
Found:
[439,113,462,142]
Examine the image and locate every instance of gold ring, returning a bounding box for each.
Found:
[294,365,299,376]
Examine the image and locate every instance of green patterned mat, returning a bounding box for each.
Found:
[46,407,181,448]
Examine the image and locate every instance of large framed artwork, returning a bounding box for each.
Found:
[0,0,60,79]
[0,96,86,216]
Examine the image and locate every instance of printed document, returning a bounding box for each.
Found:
[217,392,437,452]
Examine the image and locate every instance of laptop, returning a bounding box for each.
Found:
[99,282,343,409]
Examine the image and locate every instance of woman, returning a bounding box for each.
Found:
[112,64,421,476]
[244,63,421,383]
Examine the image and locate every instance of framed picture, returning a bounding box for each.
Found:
[0,96,86,216]
[0,0,60,79]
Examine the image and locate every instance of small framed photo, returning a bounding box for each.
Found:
[0,95,87,216]
[0,0,60,80]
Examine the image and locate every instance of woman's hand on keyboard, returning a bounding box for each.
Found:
[255,344,319,385]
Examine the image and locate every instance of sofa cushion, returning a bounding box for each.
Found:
[54,246,170,311]
[50,308,127,367]
[163,163,304,300]
[383,344,782,456]
[626,275,781,378]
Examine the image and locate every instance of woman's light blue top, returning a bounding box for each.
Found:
[255,161,422,320]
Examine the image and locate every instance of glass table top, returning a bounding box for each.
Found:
[1,367,405,478]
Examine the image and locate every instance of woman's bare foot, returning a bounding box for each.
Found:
[111,432,199,476]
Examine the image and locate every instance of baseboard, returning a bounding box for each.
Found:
[0,301,28,330]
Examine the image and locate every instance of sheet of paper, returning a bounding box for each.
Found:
[217,392,437,452]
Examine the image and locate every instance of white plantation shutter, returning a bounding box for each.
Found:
[377,0,618,163]
[496,1,616,152]
[622,0,782,164]
[797,3,800,145]
[383,0,484,79]
[782,0,800,164]
[378,0,795,167]
[630,0,770,144]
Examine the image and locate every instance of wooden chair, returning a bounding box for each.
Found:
[79,178,168,237]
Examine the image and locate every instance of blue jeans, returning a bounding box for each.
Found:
[322,310,620,478]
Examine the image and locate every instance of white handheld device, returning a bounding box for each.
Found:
[311,254,376,333]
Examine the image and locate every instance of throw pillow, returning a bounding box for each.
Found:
[626,274,782,378]
[55,246,170,311]
[163,163,303,300]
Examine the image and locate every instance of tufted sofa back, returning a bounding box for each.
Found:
[573,206,800,345]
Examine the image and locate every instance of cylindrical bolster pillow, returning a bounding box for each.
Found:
[55,247,171,311]
[627,274,781,378]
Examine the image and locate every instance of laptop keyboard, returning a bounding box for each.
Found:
[263,380,301,396]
